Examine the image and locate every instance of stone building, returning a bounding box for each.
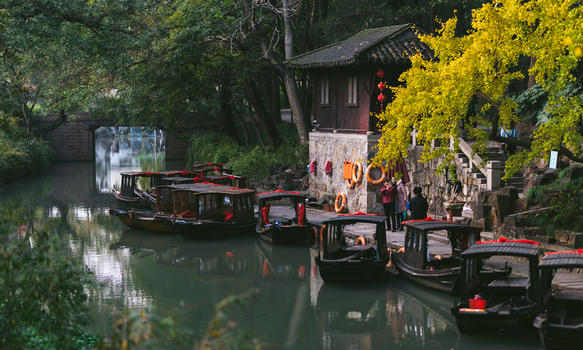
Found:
[287,24,433,213]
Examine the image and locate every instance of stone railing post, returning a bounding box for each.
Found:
[486,160,502,190]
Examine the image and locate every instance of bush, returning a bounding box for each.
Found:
[0,117,53,182]
[0,226,94,349]
[187,125,308,182]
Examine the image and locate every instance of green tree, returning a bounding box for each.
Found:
[374,0,583,178]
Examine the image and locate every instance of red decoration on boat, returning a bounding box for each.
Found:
[376,69,384,77]
[145,171,152,176]
[225,251,234,258]
[545,248,583,255]
[256,190,303,196]
[469,295,486,309]
[214,166,220,171]
[339,211,379,216]
[180,170,188,175]
[224,210,234,222]
[377,94,386,101]
[193,177,202,182]
[297,203,305,225]
[476,237,540,245]
[402,217,448,224]
[377,82,385,90]
[261,205,270,225]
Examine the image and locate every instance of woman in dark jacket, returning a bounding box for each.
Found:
[409,186,428,220]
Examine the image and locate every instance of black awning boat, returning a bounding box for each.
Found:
[256,190,314,246]
[316,212,390,284]
[451,237,541,334]
[534,249,583,349]
[392,218,482,293]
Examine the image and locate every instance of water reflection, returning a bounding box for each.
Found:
[0,131,545,349]
[95,127,165,193]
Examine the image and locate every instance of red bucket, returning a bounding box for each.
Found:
[469,298,486,309]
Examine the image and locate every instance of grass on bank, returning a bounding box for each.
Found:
[186,123,309,182]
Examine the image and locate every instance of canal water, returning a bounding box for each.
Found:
[0,129,542,349]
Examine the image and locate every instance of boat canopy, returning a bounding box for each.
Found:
[323,213,387,225]
[460,241,540,259]
[539,250,583,269]
[403,219,481,234]
[257,190,307,201]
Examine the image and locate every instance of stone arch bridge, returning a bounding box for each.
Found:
[36,112,190,161]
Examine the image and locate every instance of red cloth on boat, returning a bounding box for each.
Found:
[297,202,305,225]
[261,205,270,225]
[224,210,234,222]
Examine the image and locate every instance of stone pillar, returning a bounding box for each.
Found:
[486,160,503,190]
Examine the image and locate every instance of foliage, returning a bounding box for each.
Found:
[187,124,308,182]
[96,291,261,350]
[0,116,53,181]
[0,229,94,349]
[526,166,583,233]
[374,0,583,179]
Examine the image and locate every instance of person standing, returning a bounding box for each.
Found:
[381,177,398,231]
[396,178,407,230]
[409,186,428,220]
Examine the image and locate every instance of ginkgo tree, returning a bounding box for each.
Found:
[374,0,583,179]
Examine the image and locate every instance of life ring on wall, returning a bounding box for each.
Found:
[355,236,367,245]
[352,162,363,183]
[365,165,386,185]
[345,178,355,189]
[334,193,347,213]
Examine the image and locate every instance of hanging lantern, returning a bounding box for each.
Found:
[377,94,386,102]
[376,69,384,78]
[377,82,386,90]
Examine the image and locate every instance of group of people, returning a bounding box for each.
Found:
[380,177,428,231]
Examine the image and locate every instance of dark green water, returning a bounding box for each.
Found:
[0,131,542,349]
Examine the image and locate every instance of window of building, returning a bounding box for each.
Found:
[320,78,329,105]
[347,76,358,105]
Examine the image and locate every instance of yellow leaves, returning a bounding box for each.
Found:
[575,46,583,57]
[563,37,573,46]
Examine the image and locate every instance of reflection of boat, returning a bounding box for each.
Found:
[254,239,310,280]
[316,214,390,284]
[314,280,460,349]
[111,229,183,251]
[393,219,481,293]
[534,250,583,349]
[451,239,540,334]
[256,191,314,245]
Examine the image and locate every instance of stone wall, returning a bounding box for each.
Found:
[309,132,382,213]
[309,133,486,216]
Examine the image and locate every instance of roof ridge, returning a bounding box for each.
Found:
[353,24,412,60]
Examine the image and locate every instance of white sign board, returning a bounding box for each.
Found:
[549,150,558,169]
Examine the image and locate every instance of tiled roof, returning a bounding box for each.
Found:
[286,24,433,70]
[539,252,583,269]
[461,242,540,259]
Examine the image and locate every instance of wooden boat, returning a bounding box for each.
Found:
[112,170,198,208]
[108,208,178,233]
[392,218,482,293]
[191,162,247,187]
[315,212,390,284]
[171,183,256,240]
[533,249,583,348]
[256,190,314,245]
[451,237,541,334]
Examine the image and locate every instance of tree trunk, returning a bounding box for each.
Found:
[270,73,281,124]
[218,79,239,143]
[281,0,309,143]
[245,79,279,150]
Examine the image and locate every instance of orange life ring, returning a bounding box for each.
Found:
[345,178,355,189]
[334,193,347,213]
[352,162,363,183]
[355,236,366,245]
[365,164,386,185]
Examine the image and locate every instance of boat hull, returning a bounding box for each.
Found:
[257,225,315,246]
[393,254,458,294]
[112,188,149,208]
[315,257,389,284]
[452,306,537,334]
[535,317,583,349]
[177,220,255,240]
[110,209,176,234]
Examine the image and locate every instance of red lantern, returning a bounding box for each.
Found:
[377,94,386,101]
[376,69,384,78]
[377,82,385,90]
